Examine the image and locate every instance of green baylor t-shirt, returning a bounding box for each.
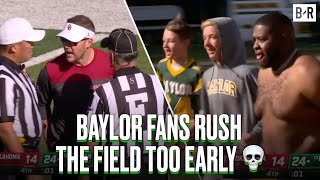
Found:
[156,57,202,118]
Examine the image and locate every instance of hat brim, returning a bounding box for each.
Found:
[24,29,45,42]
[56,23,95,43]
[56,29,85,43]
[100,37,109,48]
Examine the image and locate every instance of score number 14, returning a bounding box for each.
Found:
[26,155,38,165]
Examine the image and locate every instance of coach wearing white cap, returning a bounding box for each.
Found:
[36,15,114,179]
[0,17,45,180]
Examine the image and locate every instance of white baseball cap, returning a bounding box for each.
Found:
[0,17,45,45]
[57,23,95,43]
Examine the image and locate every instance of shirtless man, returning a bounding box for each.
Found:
[253,12,320,153]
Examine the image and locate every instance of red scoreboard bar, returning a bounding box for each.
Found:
[0,152,40,167]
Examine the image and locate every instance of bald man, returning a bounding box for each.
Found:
[253,12,320,153]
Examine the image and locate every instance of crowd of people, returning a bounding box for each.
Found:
[156,12,320,179]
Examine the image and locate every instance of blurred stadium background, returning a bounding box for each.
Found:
[127,0,320,69]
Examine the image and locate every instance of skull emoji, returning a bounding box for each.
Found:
[243,145,264,172]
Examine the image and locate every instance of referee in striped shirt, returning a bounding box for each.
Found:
[87,28,168,179]
[0,18,45,153]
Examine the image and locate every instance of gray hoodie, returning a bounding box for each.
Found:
[200,17,262,150]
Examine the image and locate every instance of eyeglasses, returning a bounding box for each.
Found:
[60,37,88,46]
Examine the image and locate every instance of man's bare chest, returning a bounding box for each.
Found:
[256,72,301,117]
[258,74,285,102]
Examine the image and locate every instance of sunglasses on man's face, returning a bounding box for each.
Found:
[60,37,88,46]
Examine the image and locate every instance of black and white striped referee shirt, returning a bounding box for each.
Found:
[0,56,42,139]
[88,67,168,155]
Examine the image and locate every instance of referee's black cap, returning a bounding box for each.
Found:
[101,28,137,53]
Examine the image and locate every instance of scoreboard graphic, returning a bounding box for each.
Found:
[224,153,320,178]
[0,152,319,177]
[0,152,93,175]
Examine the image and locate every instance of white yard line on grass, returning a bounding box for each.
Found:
[24,34,106,67]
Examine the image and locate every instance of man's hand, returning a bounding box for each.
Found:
[240,133,252,151]
[0,122,24,152]
[42,120,48,142]
[240,120,263,151]
[240,132,261,151]
[42,119,51,151]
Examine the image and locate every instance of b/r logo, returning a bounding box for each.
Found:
[293,4,317,22]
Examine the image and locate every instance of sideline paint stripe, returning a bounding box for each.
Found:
[24,34,106,68]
